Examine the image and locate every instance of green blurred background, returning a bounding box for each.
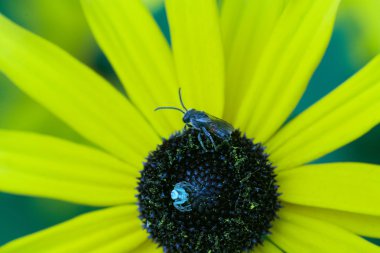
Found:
[0,0,379,247]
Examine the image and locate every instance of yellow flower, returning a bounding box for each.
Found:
[0,0,380,252]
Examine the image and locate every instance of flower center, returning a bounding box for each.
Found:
[137,128,280,252]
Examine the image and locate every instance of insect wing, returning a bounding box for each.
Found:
[207,114,234,138]
[192,111,212,122]
[190,111,213,127]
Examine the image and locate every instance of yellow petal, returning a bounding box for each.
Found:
[81,0,182,137]
[254,240,282,253]
[287,203,380,238]
[131,240,161,253]
[90,231,148,253]
[0,130,137,206]
[220,0,245,53]
[268,56,380,170]
[270,208,380,252]
[165,0,224,117]
[0,205,146,253]
[0,14,160,167]
[234,0,340,143]
[221,0,286,122]
[277,163,380,216]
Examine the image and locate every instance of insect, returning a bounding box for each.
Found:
[171,181,195,212]
[155,89,234,151]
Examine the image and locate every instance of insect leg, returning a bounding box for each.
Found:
[174,202,192,212]
[197,132,207,151]
[202,127,216,150]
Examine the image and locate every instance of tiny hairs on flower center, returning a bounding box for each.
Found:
[137,128,280,253]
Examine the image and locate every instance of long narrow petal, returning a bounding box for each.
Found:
[81,0,182,137]
[234,0,340,143]
[221,0,286,122]
[277,163,380,216]
[0,15,160,167]
[0,205,147,253]
[270,209,379,252]
[165,0,225,117]
[287,203,380,238]
[130,240,161,253]
[220,0,245,54]
[0,131,137,206]
[268,56,380,170]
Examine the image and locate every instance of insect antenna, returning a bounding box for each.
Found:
[178,88,188,111]
[154,106,185,114]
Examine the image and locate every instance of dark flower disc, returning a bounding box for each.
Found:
[137,129,280,253]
